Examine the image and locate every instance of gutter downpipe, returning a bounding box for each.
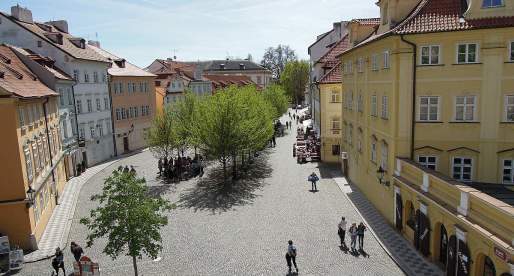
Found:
[42,97,57,204]
[71,83,80,175]
[107,74,118,157]
[400,35,417,161]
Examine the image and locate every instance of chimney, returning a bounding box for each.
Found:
[45,20,69,33]
[88,40,101,48]
[11,5,33,23]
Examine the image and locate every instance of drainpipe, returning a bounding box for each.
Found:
[42,97,58,204]
[70,84,80,175]
[107,74,118,156]
[400,35,417,161]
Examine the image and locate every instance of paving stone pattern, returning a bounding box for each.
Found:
[20,112,404,276]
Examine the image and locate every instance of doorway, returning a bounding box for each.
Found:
[414,210,430,257]
[439,224,448,270]
[123,137,129,153]
[395,193,403,231]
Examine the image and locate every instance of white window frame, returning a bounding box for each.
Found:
[331,90,340,103]
[454,95,476,121]
[332,118,340,130]
[420,45,441,65]
[509,41,514,61]
[505,95,514,122]
[24,145,33,182]
[381,142,388,170]
[348,92,353,110]
[452,157,473,182]
[482,0,503,8]
[96,98,101,111]
[371,95,378,117]
[371,54,378,71]
[371,138,377,163]
[383,51,390,69]
[418,96,440,122]
[456,43,479,64]
[502,159,514,184]
[358,94,363,112]
[417,155,438,170]
[381,95,389,119]
[357,57,364,73]
[87,99,92,113]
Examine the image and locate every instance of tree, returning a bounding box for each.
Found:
[261,45,297,80]
[171,91,200,155]
[280,60,309,105]
[262,84,290,119]
[80,170,173,276]
[146,106,178,160]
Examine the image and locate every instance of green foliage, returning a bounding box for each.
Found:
[146,106,178,160]
[261,45,298,79]
[262,84,289,119]
[171,91,200,153]
[80,170,173,275]
[280,60,309,105]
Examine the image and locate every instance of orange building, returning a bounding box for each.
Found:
[0,45,66,250]
[89,43,156,154]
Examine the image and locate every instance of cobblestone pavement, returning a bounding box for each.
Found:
[19,112,404,276]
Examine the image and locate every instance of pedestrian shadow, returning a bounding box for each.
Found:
[359,248,370,258]
[147,182,178,198]
[177,154,273,214]
[339,244,349,254]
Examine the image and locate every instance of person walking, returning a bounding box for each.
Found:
[51,247,65,276]
[349,223,358,252]
[272,135,276,147]
[158,158,163,175]
[285,240,298,274]
[357,222,367,250]
[338,216,347,246]
[308,172,319,191]
[70,241,84,263]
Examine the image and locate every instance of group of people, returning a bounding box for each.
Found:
[51,241,84,275]
[157,155,204,181]
[338,217,368,254]
[294,127,321,163]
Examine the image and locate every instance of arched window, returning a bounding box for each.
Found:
[483,256,495,276]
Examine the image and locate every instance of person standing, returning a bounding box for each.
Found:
[70,241,84,263]
[52,247,65,276]
[308,172,319,191]
[338,217,347,246]
[357,222,367,250]
[158,158,163,175]
[272,135,276,147]
[349,223,358,252]
[285,240,298,274]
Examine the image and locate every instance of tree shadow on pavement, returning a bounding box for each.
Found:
[177,154,272,214]
[316,162,342,179]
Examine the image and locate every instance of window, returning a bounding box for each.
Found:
[383,51,390,68]
[139,82,144,92]
[96,98,101,111]
[113,83,119,94]
[129,107,134,118]
[24,145,33,182]
[503,159,514,184]
[371,54,378,71]
[127,83,132,93]
[482,0,503,8]
[76,100,82,114]
[418,156,437,170]
[347,125,353,145]
[98,121,104,137]
[93,72,98,83]
[67,88,73,105]
[331,90,340,102]
[134,106,139,117]
[332,145,340,156]
[73,70,79,81]
[104,98,109,110]
[452,157,472,181]
[144,82,148,92]
[381,142,388,170]
[332,118,340,130]
[348,60,353,73]
[87,99,92,113]
[121,108,126,119]
[371,95,378,116]
[357,94,363,112]
[420,45,440,65]
[84,71,90,83]
[18,106,25,128]
[105,119,111,133]
[132,83,137,92]
[58,88,64,106]
[37,40,42,48]
[116,108,121,120]
[118,82,124,93]
[505,95,514,121]
[357,57,364,73]
[357,130,363,153]
[510,41,514,61]
[371,138,377,163]
[419,96,439,121]
[455,96,476,121]
[89,122,95,139]
[36,138,43,170]
[102,73,107,83]
[381,96,389,119]
[348,92,353,110]
[457,43,478,63]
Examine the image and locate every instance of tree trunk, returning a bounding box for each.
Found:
[132,255,138,276]
[232,154,237,179]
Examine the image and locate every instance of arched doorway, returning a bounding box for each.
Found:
[439,224,448,269]
[414,210,431,257]
[395,192,403,231]
[456,239,470,276]
[483,256,495,276]
[447,235,457,276]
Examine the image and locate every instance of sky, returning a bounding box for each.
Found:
[0,0,378,68]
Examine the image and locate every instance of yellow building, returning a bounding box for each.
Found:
[90,44,157,155]
[339,0,514,275]
[0,45,66,250]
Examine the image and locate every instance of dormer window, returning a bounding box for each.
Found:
[114,59,126,68]
[482,0,503,8]
[69,38,86,49]
[219,64,225,70]
[239,63,245,70]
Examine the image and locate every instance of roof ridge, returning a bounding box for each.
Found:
[392,0,431,34]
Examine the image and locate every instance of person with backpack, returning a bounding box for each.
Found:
[285,240,298,274]
[308,172,319,191]
[357,222,367,250]
[70,241,84,262]
[338,216,347,246]
[349,223,358,252]
[51,247,65,276]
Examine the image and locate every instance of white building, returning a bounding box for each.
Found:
[0,5,114,166]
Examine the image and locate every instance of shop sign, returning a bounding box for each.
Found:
[494,247,507,261]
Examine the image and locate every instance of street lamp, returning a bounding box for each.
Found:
[376,166,390,186]
[26,186,35,207]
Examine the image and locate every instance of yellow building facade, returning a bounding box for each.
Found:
[0,45,66,250]
[318,66,343,163]
[339,0,514,275]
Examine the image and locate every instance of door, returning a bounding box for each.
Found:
[123,137,129,153]
[447,235,457,276]
[415,210,431,256]
[82,151,88,169]
[395,193,403,231]
[439,225,448,269]
[457,240,470,276]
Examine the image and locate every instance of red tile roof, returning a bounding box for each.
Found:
[316,35,351,67]
[203,74,256,89]
[352,18,381,26]
[319,61,342,84]
[0,45,58,98]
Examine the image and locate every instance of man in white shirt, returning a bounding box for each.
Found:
[338,216,347,246]
[286,240,298,274]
